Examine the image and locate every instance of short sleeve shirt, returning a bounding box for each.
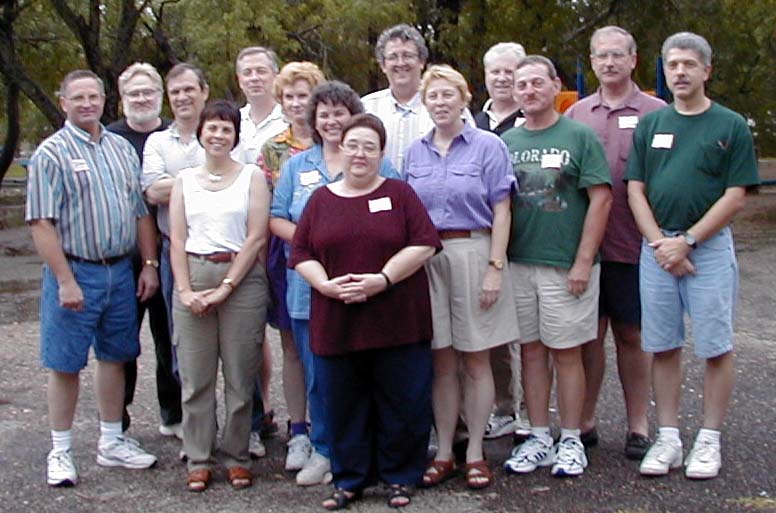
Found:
[624,102,760,231]
[403,124,516,230]
[502,116,611,269]
[288,179,442,356]
[565,86,666,263]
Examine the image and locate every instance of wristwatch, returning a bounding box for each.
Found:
[221,277,235,290]
[681,232,697,249]
[488,259,505,270]
[143,259,159,268]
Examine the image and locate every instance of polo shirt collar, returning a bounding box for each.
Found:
[64,120,105,143]
[590,82,644,111]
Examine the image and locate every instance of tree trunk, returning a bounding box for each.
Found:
[0,77,21,189]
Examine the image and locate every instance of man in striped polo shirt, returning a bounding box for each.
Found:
[26,69,160,487]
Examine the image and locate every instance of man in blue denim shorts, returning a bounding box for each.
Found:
[26,69,160,487]
[625,32,760,480]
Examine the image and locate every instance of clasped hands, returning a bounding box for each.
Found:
[180,285,231,316]
[319,273,388,304]
[650,236,696,277]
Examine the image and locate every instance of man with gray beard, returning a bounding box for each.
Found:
[107,62,174,435]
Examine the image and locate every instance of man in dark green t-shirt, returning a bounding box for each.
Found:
[625,32,759,481]
[501,55,612,478]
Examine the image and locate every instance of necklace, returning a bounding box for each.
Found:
[207,171,224,183]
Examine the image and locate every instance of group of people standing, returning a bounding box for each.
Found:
[27,20,758,511]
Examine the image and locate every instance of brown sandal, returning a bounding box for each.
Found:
[421,459,457,487]
[464,460,493,490]
[187,469,211,493]
[228,466,253,490]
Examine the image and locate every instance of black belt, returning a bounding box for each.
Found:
[65,253,128,266]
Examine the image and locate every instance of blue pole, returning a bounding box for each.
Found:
[656,55,668,101]
[576,56,586,99]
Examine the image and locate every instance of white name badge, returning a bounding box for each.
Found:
[651,133,674,149]
[618,116,639,129]
[368,197,392,213]
[71,159,89,172]
[540,153,563,169]
[299,170,321,186]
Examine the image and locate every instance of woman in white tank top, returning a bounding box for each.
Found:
[168,100,270,492]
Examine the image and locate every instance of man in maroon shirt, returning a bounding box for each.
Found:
[565,26,666,459]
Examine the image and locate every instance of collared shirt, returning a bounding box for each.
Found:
[233,102,288,165]
[403,123,516,230]
[362,88,475,174]
[475,99,525,135]
[142,123,205,236]
[565,85,666,263]
[257,127,310,189]
[271,144,400,319]
[26,121,149,260]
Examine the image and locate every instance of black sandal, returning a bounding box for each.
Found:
[387,484,412,508]
[322,488,362,511]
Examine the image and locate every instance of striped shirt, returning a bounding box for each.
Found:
[26,121,149,260]
[362,88,475,175]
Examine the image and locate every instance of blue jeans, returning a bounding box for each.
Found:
[41,258,138,372]
[291,318,329,458]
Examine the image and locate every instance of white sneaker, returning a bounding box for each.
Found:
[551,437,588,477]
[640,435,683,476]
[285,434,312,471]
[158,423,183,440]
[685,438,721,479]
[484,413,518,439]
[47,449,78,487]
[296,451,332,486]
[504,435,554,474]
[249,431,266,458]
[97,436,157,469]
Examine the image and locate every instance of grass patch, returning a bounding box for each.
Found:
[727,497,776,510]
[5,163,26,179]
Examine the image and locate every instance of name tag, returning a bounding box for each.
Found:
[651,134,674,149]
[368,197,392,213]
[540,154,563,169]
[618,116,639,129]
[71,159,89,173]
[299,170,321,186]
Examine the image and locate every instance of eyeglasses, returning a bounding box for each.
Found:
[65,93,103,104]
[592,51,630,61]
[384,52,419,63]
[341,141,381,157]
[125,88,160,100]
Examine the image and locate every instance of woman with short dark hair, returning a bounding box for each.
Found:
[169,100,271,492]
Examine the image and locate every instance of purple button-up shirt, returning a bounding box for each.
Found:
[565,85,666,264]
[403,124,516,230]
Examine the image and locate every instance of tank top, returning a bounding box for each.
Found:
[181,164,255,254]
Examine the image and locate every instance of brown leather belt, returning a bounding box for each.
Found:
[438,230,472,240]
[65,253,128,266]
[187,251,236,263]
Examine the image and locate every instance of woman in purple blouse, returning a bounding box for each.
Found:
[403,65,520,490]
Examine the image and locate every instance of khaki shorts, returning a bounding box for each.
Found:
[509,262,600,349]
[426,232,520,352]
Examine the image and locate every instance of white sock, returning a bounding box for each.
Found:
[51,429,72,453]
[560,428,581,441]
[658,426,681,443]
[531,426,552,443]
[696,428,721,445]
[99,421,122,446]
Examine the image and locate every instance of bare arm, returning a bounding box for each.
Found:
[29,219,82,310]
[269,217,296,243]
[168,177,207,314]
[135,215,159,302]
[346,245,437,302]
[480,197,511,309]
[568,184,612,296]
[145,177,176,206]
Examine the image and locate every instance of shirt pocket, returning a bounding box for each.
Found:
[697,143,728,177]
[406,165,434,180]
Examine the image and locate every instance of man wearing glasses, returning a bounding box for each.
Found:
[362,24,472,173]
[107,63,173,435]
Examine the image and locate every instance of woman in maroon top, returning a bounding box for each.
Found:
[290,114,441,510]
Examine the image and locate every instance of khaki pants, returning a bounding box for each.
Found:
[173,257,269,471]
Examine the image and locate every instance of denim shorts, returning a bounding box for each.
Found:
[639,227,738,358]
[40,258,139,373]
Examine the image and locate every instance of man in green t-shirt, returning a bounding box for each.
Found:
[501,55,612,478]
[625,32,759,480]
